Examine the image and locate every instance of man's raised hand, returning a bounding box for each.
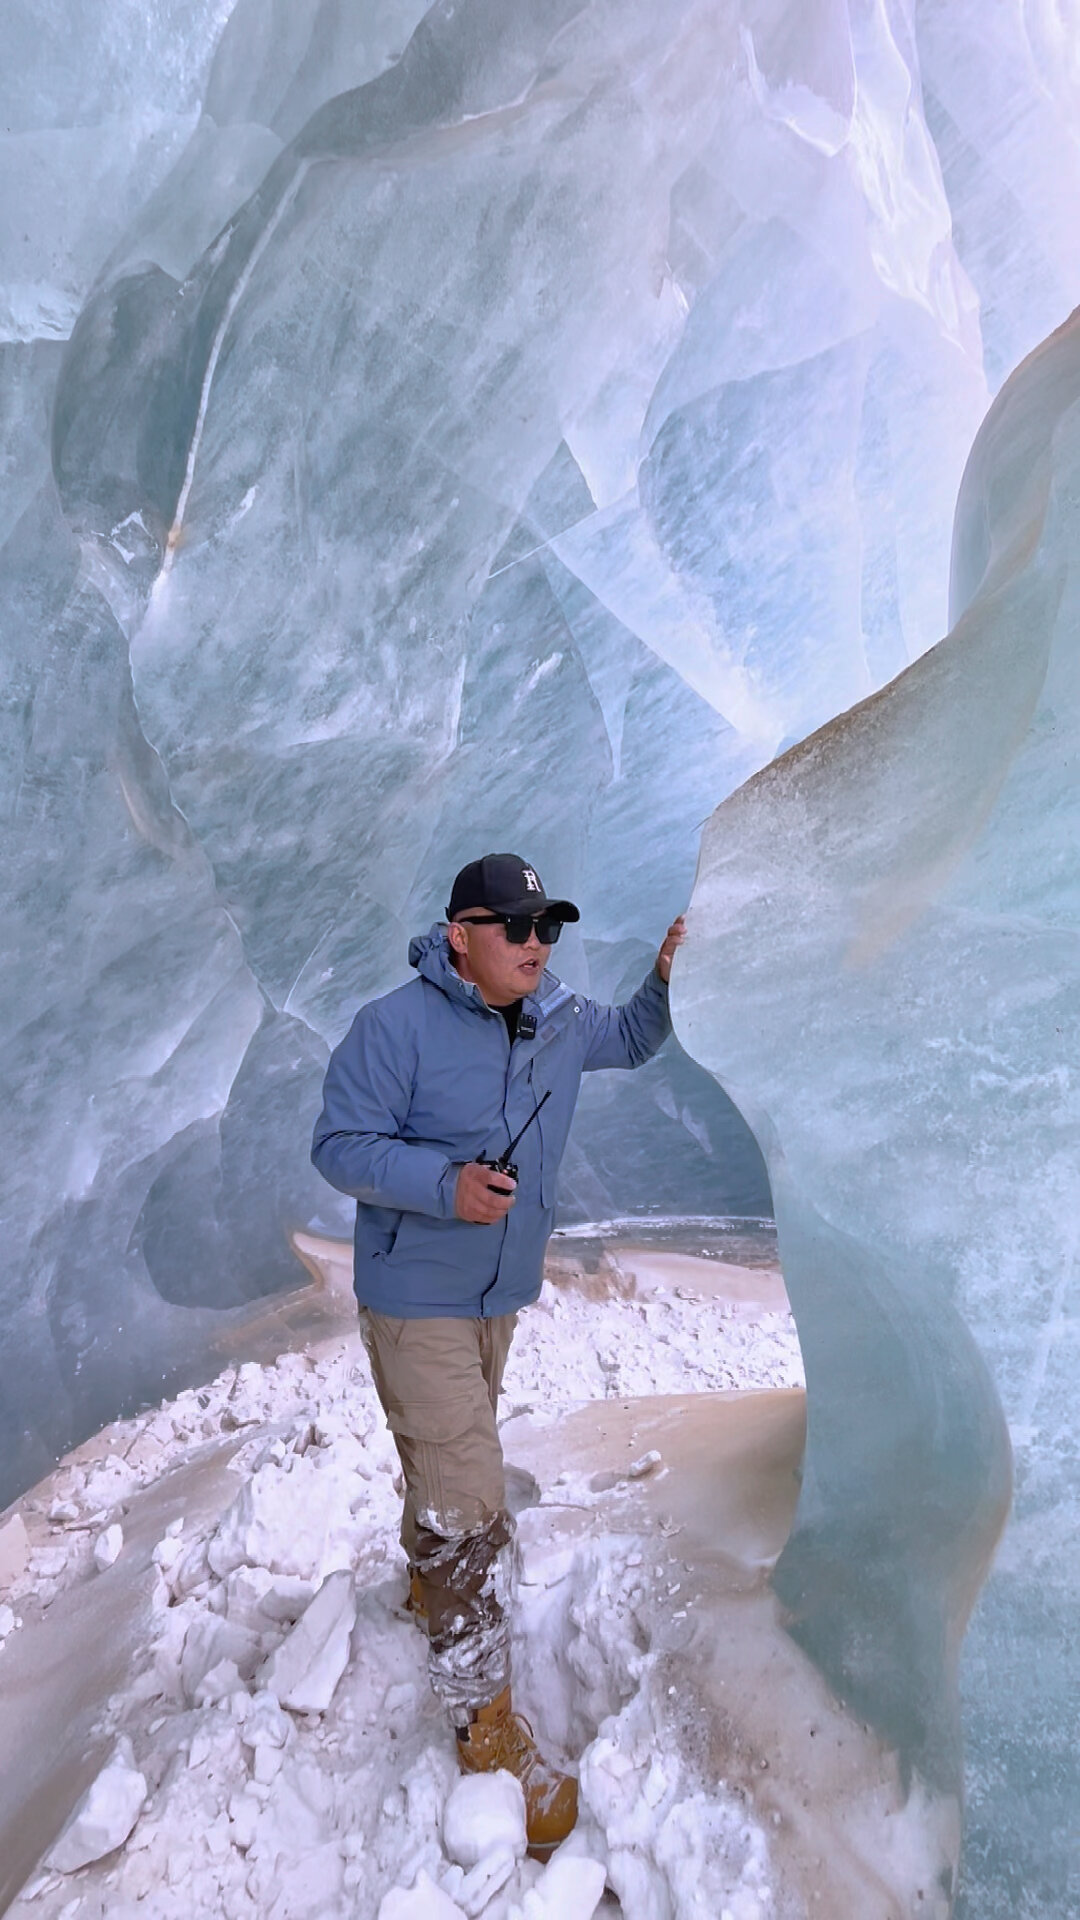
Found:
[455,1162,518,1224]
[656,914,687,984]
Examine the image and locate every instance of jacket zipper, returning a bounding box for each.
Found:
[480,1010,514,1319]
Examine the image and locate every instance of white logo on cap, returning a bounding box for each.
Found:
[522,867,542,893]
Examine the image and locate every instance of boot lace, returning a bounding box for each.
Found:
[495,1710,542,1774]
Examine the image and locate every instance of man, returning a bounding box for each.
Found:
[311,853,685,1853]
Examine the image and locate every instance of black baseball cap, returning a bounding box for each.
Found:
[447,853,580,923]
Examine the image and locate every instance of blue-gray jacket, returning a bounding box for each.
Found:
[310,927,672,1317]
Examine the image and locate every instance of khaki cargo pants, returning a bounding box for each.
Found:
[359,1308,517,1719]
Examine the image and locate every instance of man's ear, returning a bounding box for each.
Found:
[447,921,468,956]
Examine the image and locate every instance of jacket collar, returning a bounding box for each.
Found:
[408,924,567,1020]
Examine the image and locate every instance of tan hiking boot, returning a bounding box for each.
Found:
[456,1687,578,1856]
[403,1566,428,1630]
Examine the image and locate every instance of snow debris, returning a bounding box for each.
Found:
[44,1738,147,1872]
[501,1274,801,1420]
[5,1231,799,1918]
[442,1770,526,1867]
[581,1678,776,1920]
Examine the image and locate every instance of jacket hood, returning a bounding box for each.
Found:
[408,925,469,995]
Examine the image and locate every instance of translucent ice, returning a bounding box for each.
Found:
[674,305,1080,1920]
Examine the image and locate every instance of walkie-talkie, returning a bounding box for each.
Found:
[477,1091,551,1190]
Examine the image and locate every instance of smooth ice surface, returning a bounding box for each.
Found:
[674,307,1080,1918]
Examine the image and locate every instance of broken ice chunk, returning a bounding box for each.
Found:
[30,1546,69,1579]
[627,1450,663,1479]
[377,1871,467,1919]
[589,1449,665,1493]
[588,1451,664,1497]
[224,1564,316,1629]
[239,1689,292,1752]
[522,1850,607,1919]
[192,1657,244,1706]
[255,1569,356,1712]
[253,1743,284,1785]
[44,1738,147,1872]
[0,1512,30,1585]
[180,1615,263,1701]
[93,1523,124,1570]
[152,1531,184,1574]
[455,1845,518,1916]
[206,1451,348,1581]
[227,1788,260,1852]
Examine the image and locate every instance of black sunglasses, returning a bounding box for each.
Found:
[458,911,564,945]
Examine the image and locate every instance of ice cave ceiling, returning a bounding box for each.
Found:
[3,2,1080,1914]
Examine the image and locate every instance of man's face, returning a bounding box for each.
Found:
[448,915,552,1005]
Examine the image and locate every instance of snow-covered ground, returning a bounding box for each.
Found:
[0,1233,944,1920]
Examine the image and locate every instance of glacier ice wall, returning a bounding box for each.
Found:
[3,8,1080,1904]
[674,306,1080,1917]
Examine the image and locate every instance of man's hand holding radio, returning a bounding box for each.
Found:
[455,1162,518,1223]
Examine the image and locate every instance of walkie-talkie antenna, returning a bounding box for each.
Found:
[504,1089,551,1159]
[478,1090,552,1189]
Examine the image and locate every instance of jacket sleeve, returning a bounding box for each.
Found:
[311,1003,459,1216]
[580,965,673,1072]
